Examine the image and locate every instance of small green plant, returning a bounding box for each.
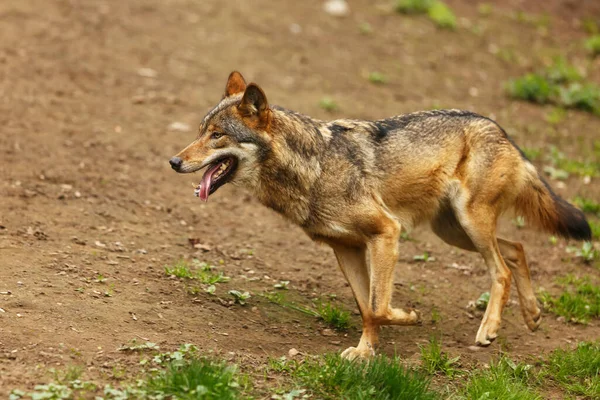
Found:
[274,280,290,290]
[395,0,435,14]
[165,260,230,285]
[573,196,600,215]
[431,307,441,324]
[478,3,492,16]
[585,35,600,57]
[590,220,600,239]
[419,337,460,377]
[358,22,373,35]
[546,57,582,84]
[541,275,600,323]
[462,357,539,400]
[547,146,600,177]
[545,107,566,125]
[315,301,351,331]
[118,339,160,352]
[559,83,600,115]
[427,1,456,29]
[413,252,435,262]
[521,147,541,161]
[573,241,599,263]
[395,0,456,30]
[475,292,490,310]
[507,73,555,104]
[318,97,339,112]
[542,341,600,398]
[228,290,251,305]
[165,260,195,278]
[368,72,387,84]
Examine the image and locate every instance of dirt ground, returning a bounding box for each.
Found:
[1,0,599,396]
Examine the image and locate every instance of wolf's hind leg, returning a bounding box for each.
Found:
[433,206,540,332]
[451,198,512,346]
[498,238,542,331]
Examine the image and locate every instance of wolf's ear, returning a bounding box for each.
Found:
[224,71,247,97]
[238,83,269,124]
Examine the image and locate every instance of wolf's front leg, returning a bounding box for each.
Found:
[339,221,421,361]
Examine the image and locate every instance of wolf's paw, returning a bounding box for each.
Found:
[523,307,542,332]
[340,346,374,361]
[410,309,422,325]
[475,326,498,346]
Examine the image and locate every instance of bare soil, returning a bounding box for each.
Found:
[1,0,599,396]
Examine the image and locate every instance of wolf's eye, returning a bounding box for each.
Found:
[211,131,224,140]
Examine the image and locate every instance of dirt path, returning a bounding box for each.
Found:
[1,0,599,395]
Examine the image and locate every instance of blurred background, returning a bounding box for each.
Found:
[1,0,599,398]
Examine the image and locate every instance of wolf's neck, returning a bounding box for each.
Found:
[253,108,325,224]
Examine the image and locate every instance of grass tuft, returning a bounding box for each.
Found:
[585,35,600,57]
[318,97,339,112]
[419,337,460,378]
[462,357,540,400]
[165,259,230,285]
[542,341,600,398]
[541,275,600,323]
[395,0,456,30]
[506,57,600,116]
[290,354,438,400]
[146,357,241,400]
[315,301,351,331]
[368,71,387,84]
[573,196,600,215]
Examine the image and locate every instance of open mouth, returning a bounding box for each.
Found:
[194,157,238,201]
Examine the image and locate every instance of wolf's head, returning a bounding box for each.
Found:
[169,71,272,201]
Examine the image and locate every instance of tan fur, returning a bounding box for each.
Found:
[170,72,591,359]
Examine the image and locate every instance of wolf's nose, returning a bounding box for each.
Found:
[169,156,183,171]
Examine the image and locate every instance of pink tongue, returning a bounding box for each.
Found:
[198,162,223,202]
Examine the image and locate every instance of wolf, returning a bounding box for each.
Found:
[169,71,591,360]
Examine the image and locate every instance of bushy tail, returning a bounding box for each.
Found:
[515,164,591,240]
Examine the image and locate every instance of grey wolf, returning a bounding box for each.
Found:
[169,71,591,359]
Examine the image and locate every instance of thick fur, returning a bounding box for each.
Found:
[171,72,591,359]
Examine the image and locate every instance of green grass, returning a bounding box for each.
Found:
[262,291,352,330]
[590,220,600,239]
[427,2,456,30]
[318,97,339,112]
[542,342,600,398]
[585,35,600,57]
[541,275,600,323]
[395,0,456,30]
[547,146,600,177]
[358,21,373,35]
[559,83,600,115]
[145,357,241,399]
[506,57,600,116]
[461,357,541,400]
[165,259,230,285]
[368,71,387,84]
[315,301,351,331]
[507,73,555,104]
[288,354,438,400]
[419,337,460,378]
[521,146,542,161]
[395,0,435,14]
[573,196,600,215]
